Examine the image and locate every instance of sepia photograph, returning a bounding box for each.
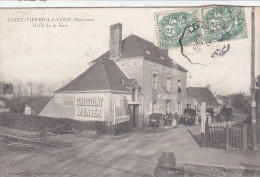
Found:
[0,6,260,177]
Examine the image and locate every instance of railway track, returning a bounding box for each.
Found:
[0,163,39,177]
[0,133,218,177]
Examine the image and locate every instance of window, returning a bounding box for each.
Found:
[152,73,158,90]
[150,102,159,113]
[166,76,171,92]
[187,104,191,109]
[178,79,181,93]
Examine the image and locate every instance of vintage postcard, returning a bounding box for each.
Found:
[0,7,260,177]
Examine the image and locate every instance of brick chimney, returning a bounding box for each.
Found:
[109,23,122,59]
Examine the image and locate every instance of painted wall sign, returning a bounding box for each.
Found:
[120,59,143,67]
[55,94,74,105]
[158,94,177,100]
[74,94,105,121]
[145,61,186,77]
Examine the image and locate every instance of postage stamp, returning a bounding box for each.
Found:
[201,6,247,43]
[155,6,248,49]
[155,9,202,49]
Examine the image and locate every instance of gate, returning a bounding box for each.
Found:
[205,123,226,149]
[205,123,248,151]
[226,125,247,151]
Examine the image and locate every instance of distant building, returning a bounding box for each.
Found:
[216,95,231,107]
[187,87,220,115]
[40,23,187,132]
[0,82,13,100]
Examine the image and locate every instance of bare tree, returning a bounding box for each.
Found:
[37,83,44,96]
[47,87,53,97]
[16,81,22,99]
[27,80,34,98]
[23,87,29,97]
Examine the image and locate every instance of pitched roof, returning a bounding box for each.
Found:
[187,87,220,107]
[56,53,133,92]
[91,35,187,72]
[26,97,51,114]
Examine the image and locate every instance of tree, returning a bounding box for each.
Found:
[230,92,250,113]
[27,80,34,98]
[16,81,22,99]
[37,83,44,96]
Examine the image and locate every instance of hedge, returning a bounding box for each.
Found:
[0,113,108,135]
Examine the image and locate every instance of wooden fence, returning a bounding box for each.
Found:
[205,124,226,149]
[205,123,247,151]
[226,124,247,151]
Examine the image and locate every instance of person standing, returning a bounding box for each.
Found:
[207,113,212,124]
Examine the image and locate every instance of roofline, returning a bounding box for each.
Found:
[90,35,188,72]
[130,79,137,86]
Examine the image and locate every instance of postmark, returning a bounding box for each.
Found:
[201,6,247,43]
[155,9,202,49]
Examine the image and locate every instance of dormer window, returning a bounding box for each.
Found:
[160,56,165,60]
[146,51,150,55]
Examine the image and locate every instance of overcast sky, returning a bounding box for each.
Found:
[0,7,259,95]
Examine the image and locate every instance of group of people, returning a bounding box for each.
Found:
[159,112,201,127]
[172,112,199,126]
[149,111,214,128]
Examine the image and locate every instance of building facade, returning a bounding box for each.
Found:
[40,23,187,132]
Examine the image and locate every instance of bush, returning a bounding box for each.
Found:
[9,102,25,113]
[0,113,108,135]
[221,106,233,117]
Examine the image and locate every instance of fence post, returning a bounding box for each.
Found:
[226,124,229,150]
[204,123,209,147]
[201,102,206,147]
[243,124,248,151]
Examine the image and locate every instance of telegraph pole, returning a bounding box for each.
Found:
[251,7,257,151]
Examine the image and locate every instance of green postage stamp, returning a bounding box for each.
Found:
[155,9,201,49]
[155,6,247,49]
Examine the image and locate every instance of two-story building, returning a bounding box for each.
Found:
[40,23,187,133]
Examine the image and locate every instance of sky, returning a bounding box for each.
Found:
[0,7,260,95]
